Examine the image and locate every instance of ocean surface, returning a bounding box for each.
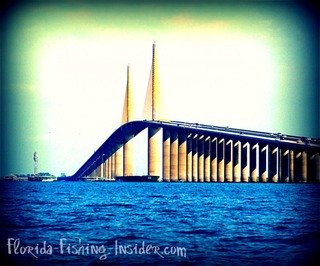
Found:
[0,182,319,265]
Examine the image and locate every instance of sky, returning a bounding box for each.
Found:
[1,0,319,176]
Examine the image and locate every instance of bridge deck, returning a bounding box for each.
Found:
[73,120,319,179]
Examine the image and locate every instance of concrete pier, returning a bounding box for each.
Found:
[242,142,250,182]
[282,149,290,182]
[112,154,116,178]
[218,139,225,182]
[178,132,187,182]
[192,135,198,182]
[102,156,107,179]
[211,138,218,182]
[271,147,279,182]
[198,136,204,182]
[294,151,302,182]
[251,144,259,182]
[234,141,241,182]
[148,128,161,177]
[170,130,179,181]
[225,140,233,182]
[163,129,170,182]
[187,134,193,182]
[104,158,109,179]
[115,148,123,177]
[204,137,211,182]
[108,157,112,179]
[302,151,307,182]
[260,145,269,182]
[290,150,294,182]
[123,142,133,176]
[99,162,103,177]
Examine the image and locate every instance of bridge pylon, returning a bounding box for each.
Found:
[144,43,162,178]
[121,65,134,176]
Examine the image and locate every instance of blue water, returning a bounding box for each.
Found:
[0,182,319,265]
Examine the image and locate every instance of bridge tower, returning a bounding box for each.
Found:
[144,42,161,178]
[143,42,161,120]
[121,65,134,176]
[122,65,134,124]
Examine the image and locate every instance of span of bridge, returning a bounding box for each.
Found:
[73,119,320,182]
[72,43,320,182]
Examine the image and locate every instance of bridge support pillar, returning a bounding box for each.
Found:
[99,163,103,178]
[93,166,97,177]
[211,138,218,182]
[148,127,161,177]
[251,143,259,182]
[302,151,307,182]
[242,142,250,182]
[170,130,179,181]
[106,158,109,179]
[110,155,113,178]
[104,158,109,179]
[115,148,123,177]
[163,129,170,182]
[187,134,193,182]
[204,137,211,182]
[102,159,107,179]
[294,151,302,182]
[192,135,198,182]
[290,150,294,182]
[112,153,116,178]
[124,141,133,176]
[98,165,101,177]
[271,147,279,182]
[94,166,98,178]
[260,145,269,182]
[282,150,290,182]
[108,157,112,179]
[218,139,225,182]
[178,131,187,182]
[198,136,204,182]
[225,140,233,182]
[233,141,241,182]
[98,164,103,177]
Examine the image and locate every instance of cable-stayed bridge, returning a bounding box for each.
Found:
[73,43,320,182]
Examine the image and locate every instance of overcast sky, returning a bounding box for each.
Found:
[1,1,318,176]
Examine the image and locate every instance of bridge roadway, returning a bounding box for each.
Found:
[73,120,320,181]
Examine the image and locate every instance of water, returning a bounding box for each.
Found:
[0,182,319,265]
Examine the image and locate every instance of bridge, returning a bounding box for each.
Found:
[73,43,320,182]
